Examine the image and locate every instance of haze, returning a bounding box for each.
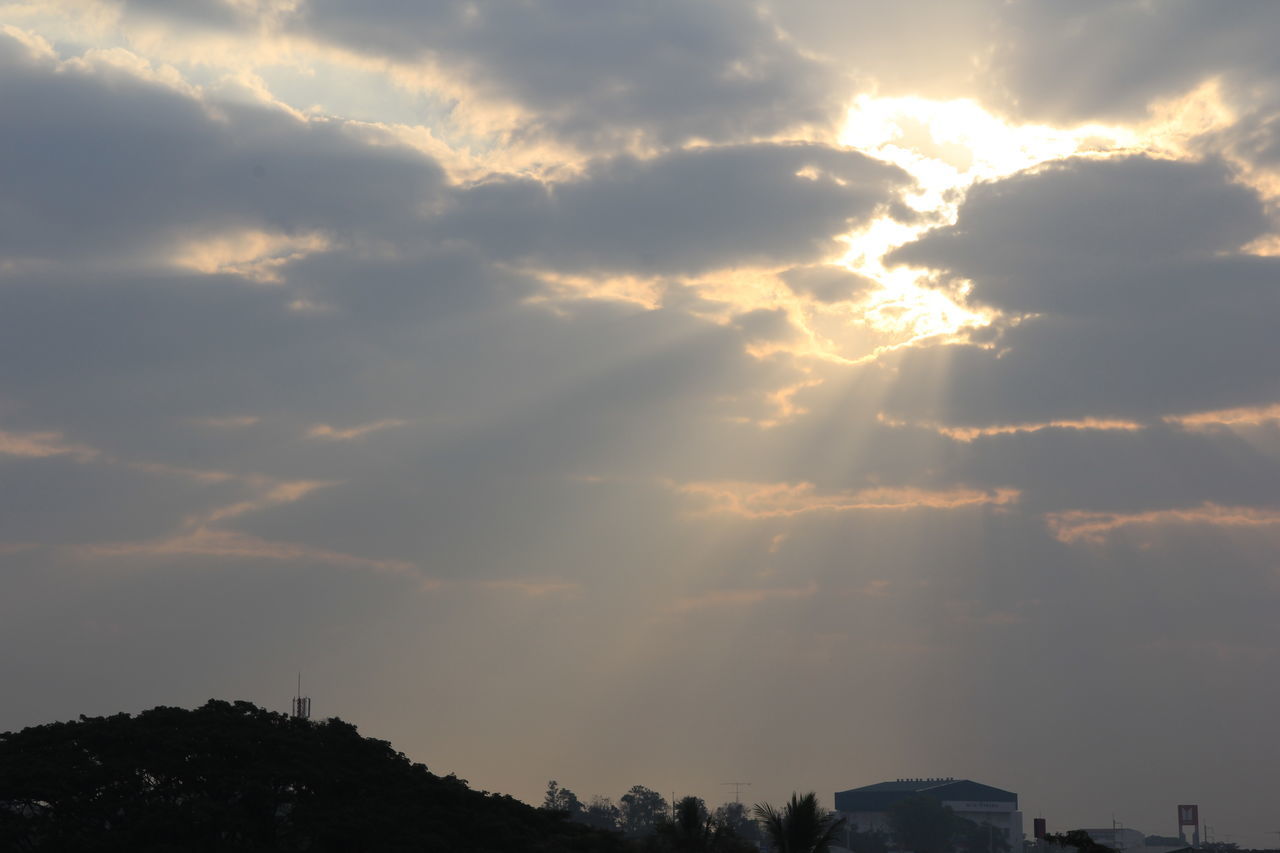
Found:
[2,0,1278,843]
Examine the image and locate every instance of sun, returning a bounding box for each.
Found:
[839,94,1136,204]
[835,95,1137,344]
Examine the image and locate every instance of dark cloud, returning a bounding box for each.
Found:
[780,264,879,303]
[116,0,247,29]
[96,0,841,149]
[731,308,800,345]
[881,280,1280,426]
[292,0,838,147]
[948,425,1280,516]
[0,454,243,543]
[985,0,1280,123]
[0,30,444,267]
[883,156,1280,423]
[892,156,1267,315]
[0,27,903,286]
[443,144,909,275]
[0,32,832,509]
[0,252,560,482]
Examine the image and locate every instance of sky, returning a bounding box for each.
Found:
[2,0,1279,843]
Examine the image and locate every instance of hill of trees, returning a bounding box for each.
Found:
[1,699,1027,853]
[0,699,625,852]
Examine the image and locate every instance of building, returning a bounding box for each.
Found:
[1078,828,1190,853]
[834,778,1023,848]
[1081,828,1146,851]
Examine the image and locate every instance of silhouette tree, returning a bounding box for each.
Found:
[581,796,622,832]
[544,779,585,819]
[647,797,759,853]
[657,796,715,851]
[714,802,761,845]
[620,785,669,838]
[1045,830,1117,853]
[753,791,846,853]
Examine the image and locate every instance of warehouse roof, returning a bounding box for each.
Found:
[834,779,1017,813]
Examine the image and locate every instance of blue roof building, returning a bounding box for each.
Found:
[834,778,1022,851]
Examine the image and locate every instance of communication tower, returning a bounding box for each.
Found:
[291,673,311,720]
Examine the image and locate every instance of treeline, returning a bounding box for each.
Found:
[542,784,850,852]
[542,782,1013,853]
[541,781,760,848]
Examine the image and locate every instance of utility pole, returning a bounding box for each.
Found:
[721,781,751,804]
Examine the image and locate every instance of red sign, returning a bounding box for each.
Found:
[1178,805,1199,826]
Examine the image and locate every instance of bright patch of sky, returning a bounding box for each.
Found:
[835,95,1137,346]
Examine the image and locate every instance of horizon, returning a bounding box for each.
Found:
[4,693,1259,847]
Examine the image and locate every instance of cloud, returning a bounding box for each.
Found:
[442,143,909,276]
[878,413,1144,442]
[200,479,333,525]
[675,480,1019,519]
[71,527,421,577]
[170,230,331,283]
[883,155,1280,424]
[290,0,839,148]
[306,419,408,441]
[1165,403,1280,430]
[0,453,245,544]
[1,445,416,581]
[83,0,841,150]
[891,156,1267,316]
[0,27,446,270]
[779,265,880,304]
[983,1,1280,124]
[0,429,98,460]
[111,0,255,30]
[1046,502,1280,545]
[932,424,1280,518]
[189,415,261,429]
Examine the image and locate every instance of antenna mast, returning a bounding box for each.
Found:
[291,672,311,720]
[721,781,752,804]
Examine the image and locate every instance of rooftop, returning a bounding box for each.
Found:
[834,779,1018,813]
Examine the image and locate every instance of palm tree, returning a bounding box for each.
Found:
[661,796,715,850]
[753,792,846,853]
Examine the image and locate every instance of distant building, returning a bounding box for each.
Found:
[1082,828,1146,851]
[834,778,1023,849]
[1078,828,1190,853]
